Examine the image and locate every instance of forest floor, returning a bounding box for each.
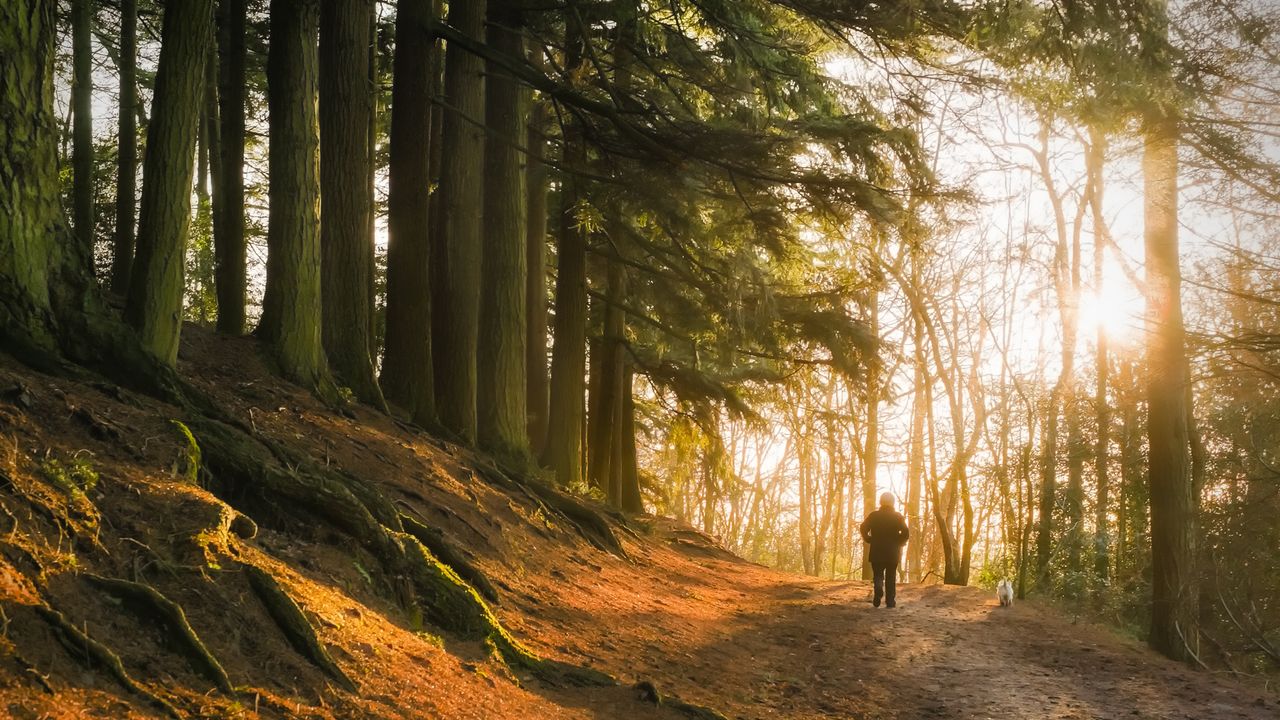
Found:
[0,326,1276,719]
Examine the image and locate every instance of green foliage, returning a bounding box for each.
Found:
[40,454,99,497]
[184,196,217,325]
[974,558,1016,590]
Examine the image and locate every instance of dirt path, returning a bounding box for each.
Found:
[719,580,1275,719]
[516,549,1279,720]
[724,581,1275,720]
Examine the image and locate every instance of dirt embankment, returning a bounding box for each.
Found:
[0,328,1275,719]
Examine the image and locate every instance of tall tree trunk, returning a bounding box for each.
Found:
[433,0,486,441]
[1035,387,1060,585]
[589,261,626,501]
[541,17,588,485]
[798,431,813,575]
[2,0,65,351]
[215,0,247,334]
[477,0,529,458]
[2,0,171,396]
[1143,103,1198,662]
[319,0,384,407]
[1033,122,1083,588]
[259,0,331,395]
[125,0,214,365]
[365,5,379,357]
[382,0,437,425]
[71,0,94,253]
[111,0,138,294]
[619,361,643,513]
[541,15,607,491]
[196,42,220,327]
[525,94,550,454]
[906,321,926,582]
[861,296,880,580]
[1088,128,1111,586]
[1065,195,1086,586]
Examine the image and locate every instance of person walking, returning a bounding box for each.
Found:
[860,492,910,608]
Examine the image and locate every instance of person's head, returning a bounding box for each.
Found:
[879,492,894,509]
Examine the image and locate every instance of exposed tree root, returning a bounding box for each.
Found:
[399,512,500,604]
[189,419,404,559]
[523,480,628,560]
[633,680,730,720]
[241,562,357,692]
[475,463,629,560]
[184,416,622,690]
[82,573,234,693]
[36,603,181,718]
[13,649,55,694]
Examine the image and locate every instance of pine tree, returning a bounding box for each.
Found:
[319,0,385,407]
[125,0,215,365]
[525,94,550,452]
[71,0,94,252]
[382,0,437,425]
[215,0,248,334]
[259,0,331,394]
[110,0,138,294]
[541,17,588,486]
[433,0,486,442]
[477,0,529,458]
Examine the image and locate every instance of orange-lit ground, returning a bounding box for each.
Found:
[0,327,1273,719]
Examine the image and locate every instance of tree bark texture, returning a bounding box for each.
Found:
[382,0,437,424]
[125,0,214,365]
[319,0,384,406]
[861,297,880,581]
[1,0,63,352]
[477,0,529,459]
[433,0,487,441]
[111,0,139,294]
[260,0,329,391]
[525,96,550,454]
[620,361,642,512]
[542,22,587,486]
[215,0,248,334]
[71,0,95,252]
[1088,129,1111,584]
[589,261,626,504]
[1143,114,1197,662]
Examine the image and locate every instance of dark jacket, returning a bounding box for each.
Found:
[860,508,910,566]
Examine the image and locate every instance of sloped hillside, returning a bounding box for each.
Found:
[0,329,1275,720]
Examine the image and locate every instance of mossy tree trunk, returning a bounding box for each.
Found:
[542,20,587,487]
[0,0,174,400]
[319,0,385,407]
[525,93,550,454]
[1,0,63,353]
[110,0,138,295]
[478,0,529,460]
[215,0,248,335]
[259,0,331,393]
[434,0,486,442]
[125,0,214,364]
[382,0,437,425]
[71,0,94,253]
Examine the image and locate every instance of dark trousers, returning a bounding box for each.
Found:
[872,560,897,607]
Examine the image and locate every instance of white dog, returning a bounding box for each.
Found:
[996,579,1014,607]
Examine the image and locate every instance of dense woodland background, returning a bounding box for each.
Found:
[3,0,1279,684]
